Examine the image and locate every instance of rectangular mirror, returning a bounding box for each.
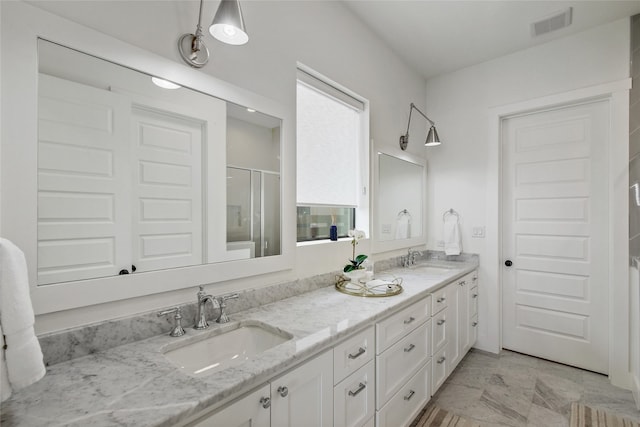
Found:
[373,149,427,252]
[37,39,281,285]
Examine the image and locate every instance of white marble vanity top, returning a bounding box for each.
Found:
[1,259,477,426]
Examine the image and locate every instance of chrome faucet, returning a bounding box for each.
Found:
[402,248,423,267]
[195,285,215,330]
[195,286,240,329]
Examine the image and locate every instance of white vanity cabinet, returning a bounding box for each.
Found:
[375,297,432,427]
[185,384,271,427]
[184,350,333,427]
[271,349,334,427]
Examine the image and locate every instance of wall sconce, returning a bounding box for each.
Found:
[178,0,249,68]
[399,103,441,150]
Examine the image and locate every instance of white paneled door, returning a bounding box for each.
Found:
[502,100,609,374]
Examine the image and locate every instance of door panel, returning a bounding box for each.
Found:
[502,100,609,374]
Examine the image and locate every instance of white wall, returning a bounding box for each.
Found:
[424,18,630,361]
[16,1,427,333]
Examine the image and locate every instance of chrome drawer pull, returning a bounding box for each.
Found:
[348,382,366,397]
[404,316,416,325]
[404,390,415,401]
[436,297,445,303]
[260,397,271,409]
[348,347,366,359]
[472,321,478,327]
[277,386,288,397]
[472,293,478,299]
[437,319,445,326]
[437,356,446,364]
[404,343,415,353]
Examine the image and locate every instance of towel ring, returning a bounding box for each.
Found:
[442,208,459,222]
[397,209,411,218]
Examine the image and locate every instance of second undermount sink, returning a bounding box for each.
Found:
[410,265,453,275]
[163,322,292,377]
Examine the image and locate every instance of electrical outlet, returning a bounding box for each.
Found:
[382,224,391,234]
[472,226,485,238]
[437,240,445,247]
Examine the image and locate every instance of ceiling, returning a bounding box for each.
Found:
[343,1,640,80]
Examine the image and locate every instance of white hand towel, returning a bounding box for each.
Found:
[0,238,45,401]
[395,215,411,239]
[443,216,462,256]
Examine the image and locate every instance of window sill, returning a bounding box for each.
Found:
[297,237,352,247]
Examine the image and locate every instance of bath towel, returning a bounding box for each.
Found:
[443,215,462,255]
[395,213,411,239]
[0,238,45,401]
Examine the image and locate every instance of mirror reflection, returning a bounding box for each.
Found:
[37,39,281,285]
[377,153,424,242]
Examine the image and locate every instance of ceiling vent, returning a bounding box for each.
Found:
[531,7,572,37]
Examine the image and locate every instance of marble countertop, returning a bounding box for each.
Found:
[2,259,477,427]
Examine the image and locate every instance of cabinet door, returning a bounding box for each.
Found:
[271,350,333,427]
[445,282,459,368]
[432,307,448,354]
[188,384,270,427]
[334,360,375,427]
[432,345,448,394]
[456,274,470,364]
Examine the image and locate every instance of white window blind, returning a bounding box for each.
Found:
[296,79,363,207]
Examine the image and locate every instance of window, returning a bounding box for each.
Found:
[296,66,369,242]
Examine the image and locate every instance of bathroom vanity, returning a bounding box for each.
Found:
[1,258,478,427]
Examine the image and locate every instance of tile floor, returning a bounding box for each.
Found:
[425,349,640,427]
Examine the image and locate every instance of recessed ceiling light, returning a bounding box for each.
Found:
[151,77,181,90]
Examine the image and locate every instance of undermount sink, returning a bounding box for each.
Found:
[410,265,453,275]
[163,322,292,377]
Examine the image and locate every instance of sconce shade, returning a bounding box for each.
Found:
[425,125,441,146]
[210,0,249,45]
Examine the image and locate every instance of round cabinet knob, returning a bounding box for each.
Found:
[260,397,271,409]
[505,260,513,267]
[277,386,288,397]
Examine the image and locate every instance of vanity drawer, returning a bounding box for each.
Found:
[376,319,431,409]
[376,360,431,427]
[432,345,448,394]
[469,286,479,318]
[376,296,431,354]
[431,287,448,315]
[334,326,375,384]
[334,360,375,427]
[431,306,448,354]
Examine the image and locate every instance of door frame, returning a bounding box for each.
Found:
[485,79,631,387]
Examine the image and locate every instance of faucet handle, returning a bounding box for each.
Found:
[157,307,186,337]
[222,293,239,302]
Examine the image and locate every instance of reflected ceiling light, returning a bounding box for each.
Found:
[178,0,248,69]
[209,0,249,46]
[399,103,441,150]
[151,77,181,90]
[246,108,256,113]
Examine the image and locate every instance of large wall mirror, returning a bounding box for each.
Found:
[373,149,427,253]
[37,40,281,285]
[1,1,293,314]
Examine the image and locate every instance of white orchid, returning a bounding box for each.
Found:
[344,229,367,273]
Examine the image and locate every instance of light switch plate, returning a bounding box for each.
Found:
[472,226,485,238]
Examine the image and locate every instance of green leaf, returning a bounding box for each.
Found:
[343,264,355,273]
[354,254,368,264]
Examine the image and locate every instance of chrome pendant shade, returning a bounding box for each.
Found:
[425,125,441,146]
[209,0,249,46]
[399,103,442,150]
[178,0,248,68]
